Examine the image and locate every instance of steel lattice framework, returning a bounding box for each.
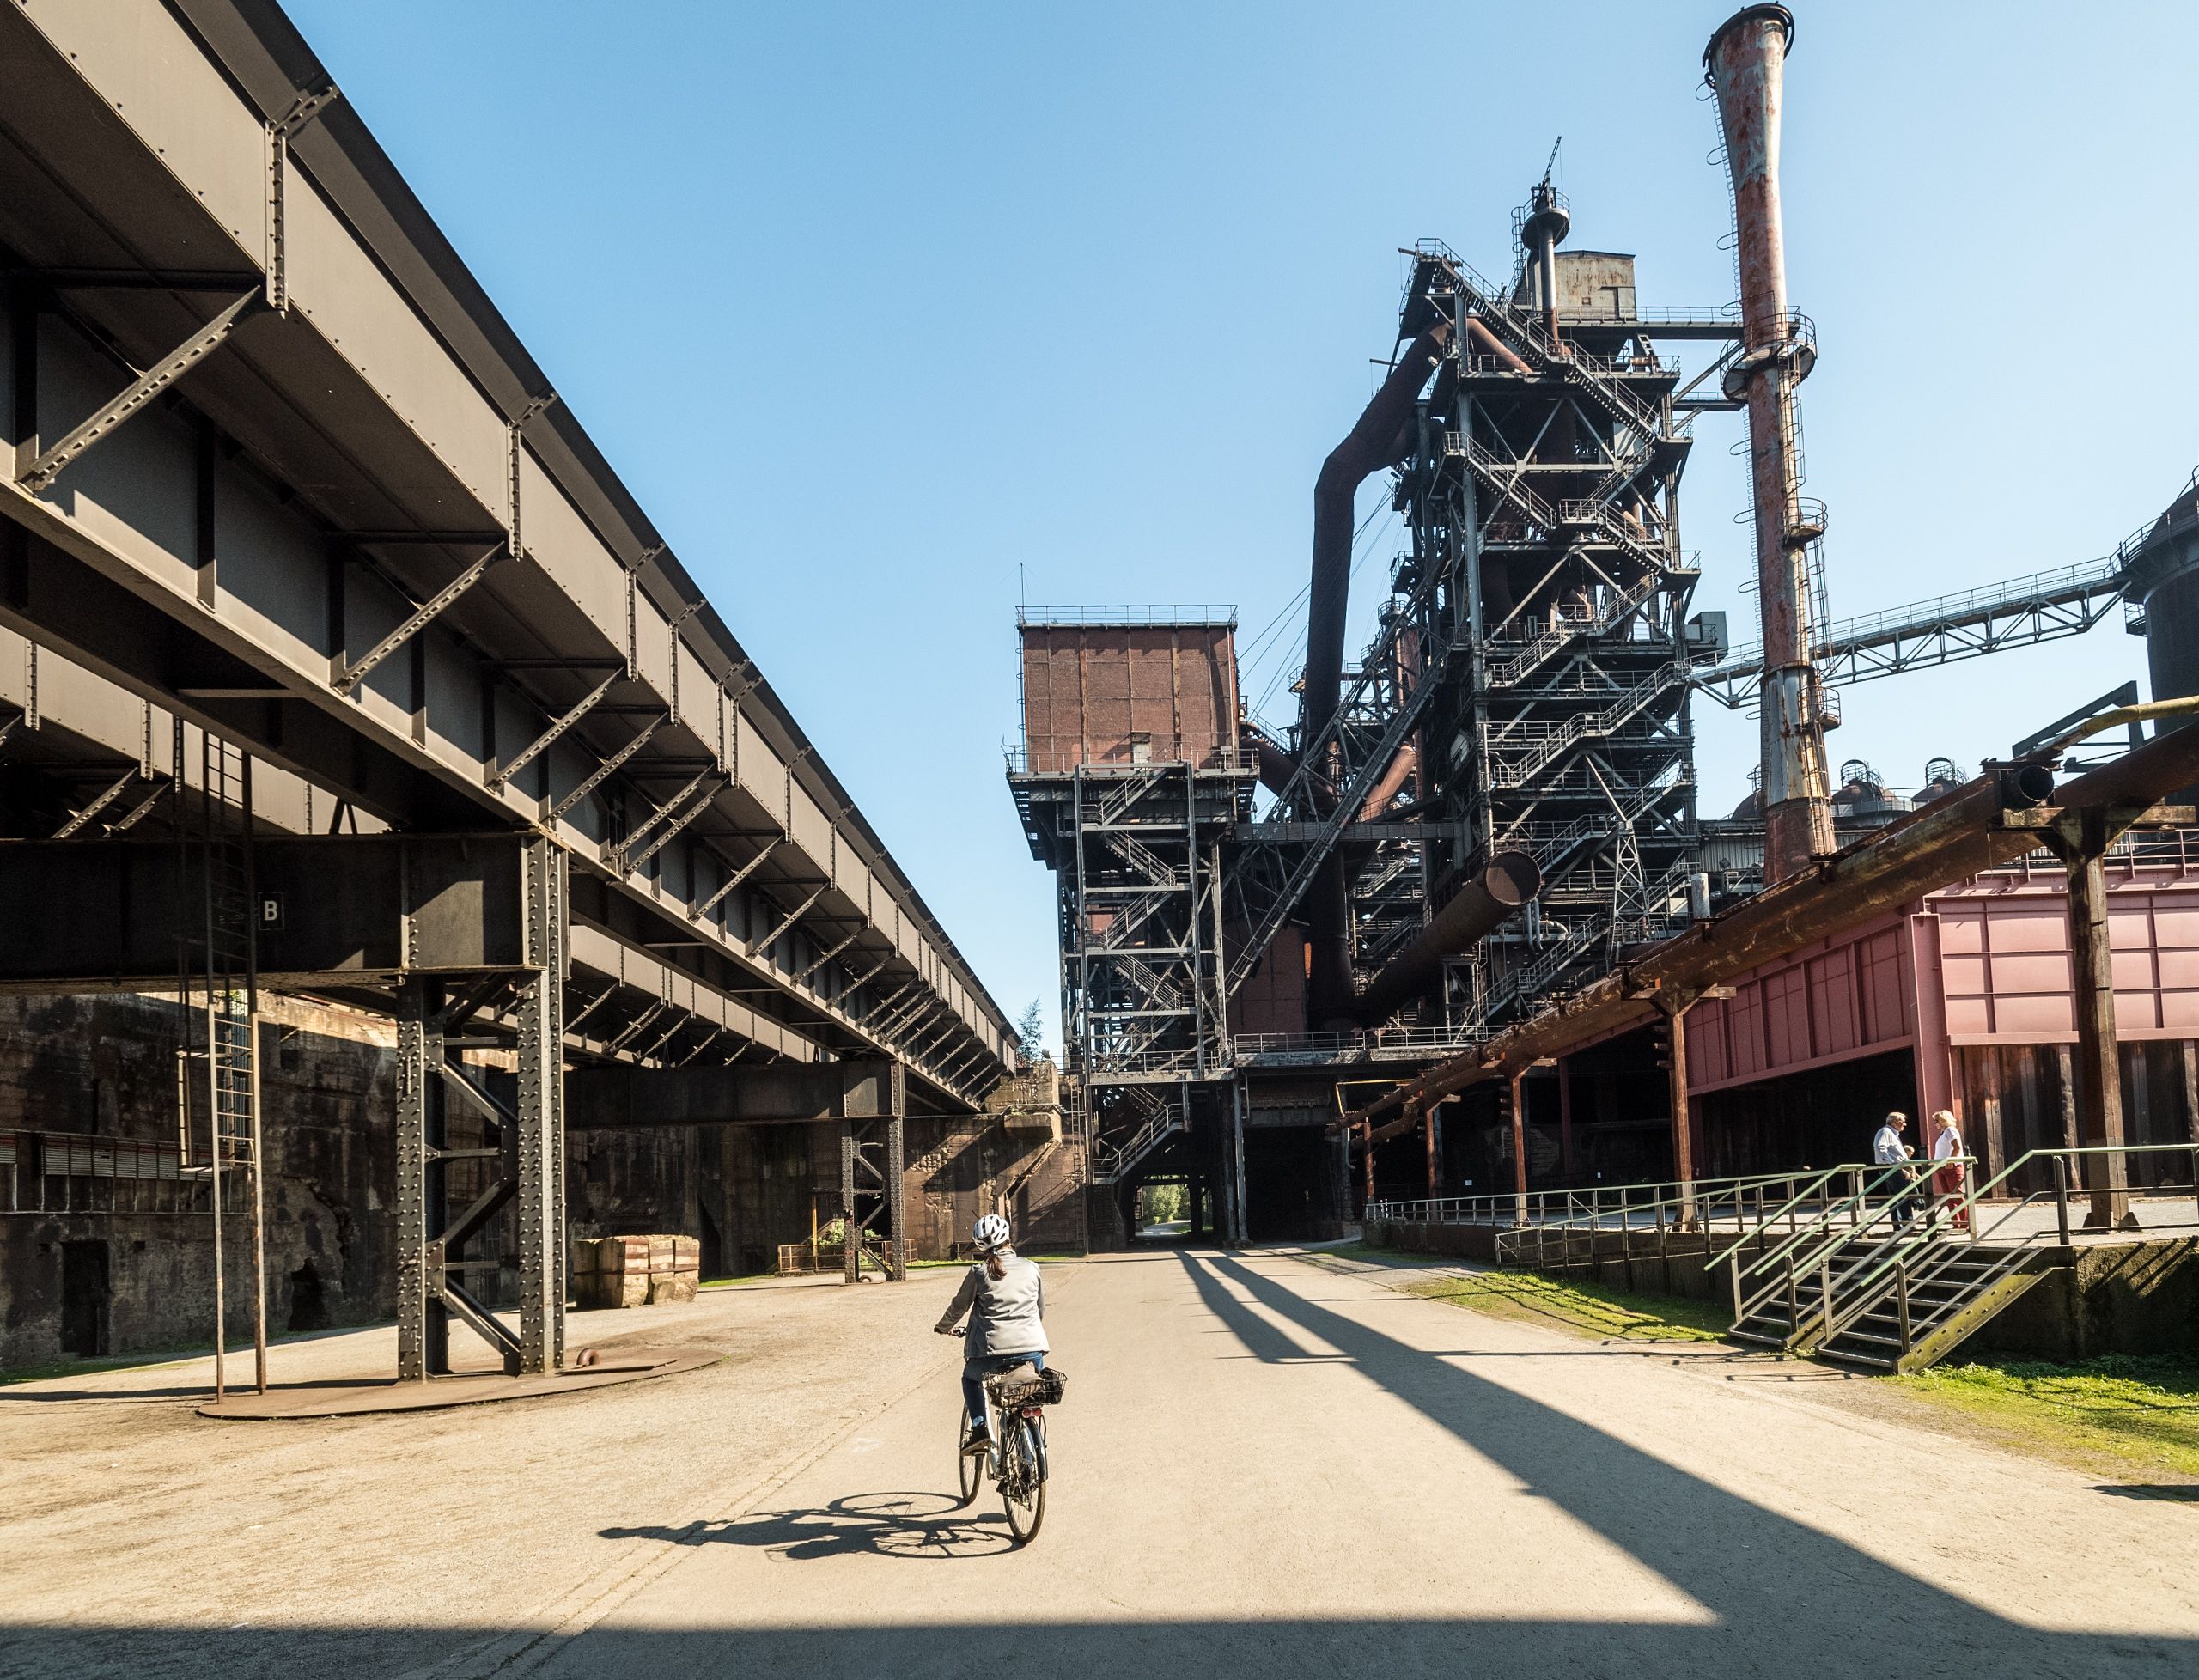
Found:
[1396,243,1724,1026]
[1232,239,1741,1033]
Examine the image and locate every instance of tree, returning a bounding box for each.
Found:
[1015,999,1048,1065]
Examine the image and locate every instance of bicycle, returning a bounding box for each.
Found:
[947,1331,1063,1545]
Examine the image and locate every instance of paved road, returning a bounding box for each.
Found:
[4,1249,2196,1678]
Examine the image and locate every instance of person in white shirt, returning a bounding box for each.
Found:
[1928,1109,1971,1232]
[1872,1110,1916,1231]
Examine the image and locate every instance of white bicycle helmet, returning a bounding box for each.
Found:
[972,1213,1012,1252]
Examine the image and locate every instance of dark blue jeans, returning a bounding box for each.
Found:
[963,1352,1044,1429]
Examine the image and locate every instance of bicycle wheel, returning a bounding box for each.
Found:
[956,1416,983,1507]
[1001,1413,1046,1544]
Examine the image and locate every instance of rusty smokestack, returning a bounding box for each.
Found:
[1705,3,1834,884]
[1349,850,1543,1027]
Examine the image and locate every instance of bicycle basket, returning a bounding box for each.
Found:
[990,1366,1068,1409]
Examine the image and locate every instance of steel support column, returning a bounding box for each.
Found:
[1424,1101,1441,1198]
[515,837,568,1371]
[838,1065,907,1282]
[1508,1071,1528,1227]
[1657,1000,1698,1229]
[2044,808,2136,1229]
[394,975,447,1379]
[1228,1078,1249,1246]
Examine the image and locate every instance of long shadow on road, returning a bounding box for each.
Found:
[1189,1251,2195,1673]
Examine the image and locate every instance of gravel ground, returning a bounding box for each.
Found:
[3,1249,2196,1680]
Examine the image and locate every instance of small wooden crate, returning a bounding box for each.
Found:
[573,1233,698,1309]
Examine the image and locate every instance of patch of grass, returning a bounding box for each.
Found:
[1406,1268,1732,1343]
[1896,1353,2199,1480]
[1311,1241,1435,1270]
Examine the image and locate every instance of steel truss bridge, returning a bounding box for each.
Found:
[1694,556,2134,710]
[0,0,1011,1381]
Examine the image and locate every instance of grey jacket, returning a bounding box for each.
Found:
[935,1251,1047,1359]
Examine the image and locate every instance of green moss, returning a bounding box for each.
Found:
[1404,1267,1731,1342]
[1897,1354,2199,1479]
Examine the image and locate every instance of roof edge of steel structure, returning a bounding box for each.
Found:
[166,0,1008,1050]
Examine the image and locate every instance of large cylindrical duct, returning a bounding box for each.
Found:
[1349,850,1543,1027]
[1301,318,1453,1023]
[1706,3,1834,885]
[1302,320,1453,758]
[2129,471,2199,799]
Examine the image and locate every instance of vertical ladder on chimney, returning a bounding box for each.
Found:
[177,727,266,1398]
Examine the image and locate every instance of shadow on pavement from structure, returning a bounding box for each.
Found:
[0,1378,392,1405]
[1184,1251,2199,1674]
[601,1491,1014,1561]
[2090,1482,2199,1501]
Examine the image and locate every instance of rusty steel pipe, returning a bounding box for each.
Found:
[1350,850,1542,1027]
[1706,3,1834,885]
[1465,317,1531,374]
[1303,320,1453,756]
[1302,318,1454,1022]
[1355,743,1419,823]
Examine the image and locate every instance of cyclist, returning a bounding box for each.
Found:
[934,1212,1047,1453]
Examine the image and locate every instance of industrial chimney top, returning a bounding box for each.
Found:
[1516,176,1571,256]
[1704,4,1794,81]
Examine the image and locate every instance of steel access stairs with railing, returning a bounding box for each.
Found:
[1089,1087,1185,1186]
[1707,1149,2181,1373]
[1727,1230,2045,1374]
[1813,1243,2045,1374]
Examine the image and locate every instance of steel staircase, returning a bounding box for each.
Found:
[1714,1155,2080,1373]
[1089,1087,1185,1186]
[1814,1243,2045,1374]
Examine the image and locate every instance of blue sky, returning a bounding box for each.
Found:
[288,1,2199,1048]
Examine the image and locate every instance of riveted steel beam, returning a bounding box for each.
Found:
[491,669,619,792]
[332,547,503,697]
[548,715,662,823]
[20,292,260,491]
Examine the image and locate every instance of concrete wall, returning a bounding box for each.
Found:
[1,992,403,1370]
[905,1121,1086,1258]
[1966,1238,2199,1361]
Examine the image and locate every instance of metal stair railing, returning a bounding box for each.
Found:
[1089,1090,1185,1185]
[1087,765,1172,829]
[1487,569,1668,690]
[1484,662,1690,788]
[1084,884,1180,953]
[1093,825,1185,886]
[1435,253,1668,437]
[1806,1143,2199,1365]
[1489,1168,1843,1273]
[1711,1160,1923,1342]
[1453,434,1562,532]
[1371,1167,1824,1238]
[1474,919,1601,1022]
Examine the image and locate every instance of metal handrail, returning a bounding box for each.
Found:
[1370,1166,1806,1232]
[1811,1143,2199,1350]
[1493,1168,1841,1271]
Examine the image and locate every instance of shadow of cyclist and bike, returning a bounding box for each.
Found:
[601,1491,1014,1562]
